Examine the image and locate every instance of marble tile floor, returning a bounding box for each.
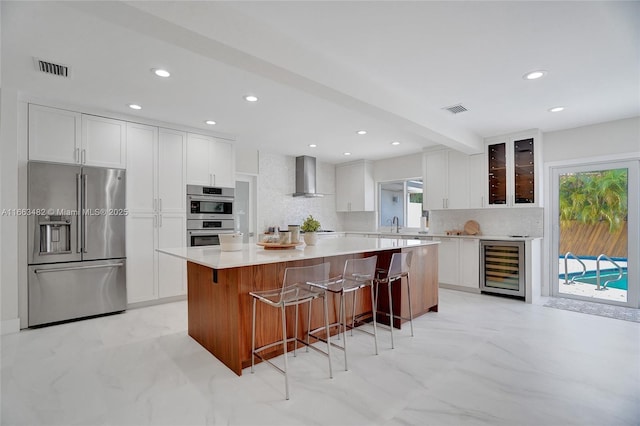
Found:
[2,289,639,426]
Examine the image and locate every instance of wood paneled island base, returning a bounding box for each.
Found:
[163,238,438,375]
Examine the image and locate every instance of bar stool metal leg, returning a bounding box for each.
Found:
[281,305,290,400]
[406,274,414,336]
[323,293,333,379]
[388,278,395,349]
[251,298,257,373]
[370,284,379,355]
[340,292,348,370]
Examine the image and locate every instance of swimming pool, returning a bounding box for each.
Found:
[564,269,628,290]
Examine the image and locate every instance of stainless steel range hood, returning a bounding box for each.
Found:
[293,155,324,197]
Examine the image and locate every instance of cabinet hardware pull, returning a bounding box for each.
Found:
[76,173,82,252]
[159,214,163,227]
[81,149,86,164]
[159,198,162,212]
[75,148,80,163]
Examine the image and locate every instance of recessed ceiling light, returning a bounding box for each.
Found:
[344,152,352,156]
[523,70,548,80]
[205,120,216,125]
[152,68,170,78]
[244,95,258,102]
[309,144,317,148]
[356,130,367,135]
[549,106,565,112]
[128,104,142,110]
[391,141,401,146]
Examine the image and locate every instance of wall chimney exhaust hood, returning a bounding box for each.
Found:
[293,155,324,197]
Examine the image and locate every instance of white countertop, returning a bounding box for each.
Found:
[158,236,438,270]
[345,230,541,241]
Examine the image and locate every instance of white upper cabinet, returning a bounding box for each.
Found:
[28,104,81,164]
[335,160,374,212]
[186,133,235,188]
[126,123,157,213]
[158,128,187,213]
[82,115,126,168]
[485,130,542,207]
[209,138,234,188]
[28,104,126,168]
[423,149,469,210]
[468,154,485,208]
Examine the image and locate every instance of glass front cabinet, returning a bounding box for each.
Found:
[486,130,542,207]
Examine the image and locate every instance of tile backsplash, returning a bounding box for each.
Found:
[257,151,340,232]
[429,208,543,237]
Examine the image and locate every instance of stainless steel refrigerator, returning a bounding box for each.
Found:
[27,161,127,326]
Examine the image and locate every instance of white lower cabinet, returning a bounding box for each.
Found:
[126,213,186,303]
[459,238,480,289]
[157,214,187,298]
[434,237,459,285]
[126,215,157,303]
[434,237,479,290]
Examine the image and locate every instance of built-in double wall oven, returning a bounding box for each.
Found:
[186,185,235,247]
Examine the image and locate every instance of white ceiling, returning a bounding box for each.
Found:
[2,1,639,164]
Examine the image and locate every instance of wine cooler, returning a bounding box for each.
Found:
[480,240,525,298]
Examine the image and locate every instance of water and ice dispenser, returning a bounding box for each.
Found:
[39,215,72,255]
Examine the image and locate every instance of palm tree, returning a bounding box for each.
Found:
[559,169,628,233]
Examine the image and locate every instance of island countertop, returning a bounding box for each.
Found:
[158,236,439,270]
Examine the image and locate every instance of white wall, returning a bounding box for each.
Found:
[236,146,259,175]
[0,88,21,334]
[541,116,640,297]
[544,116,640,162]
[257,151,339,233]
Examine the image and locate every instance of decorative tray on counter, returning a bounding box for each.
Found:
[257,242,304,250]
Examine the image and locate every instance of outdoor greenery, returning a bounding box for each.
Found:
[409,193,423,203]
[559,168,628,232]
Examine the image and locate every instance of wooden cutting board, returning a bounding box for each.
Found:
[464,220,480,235]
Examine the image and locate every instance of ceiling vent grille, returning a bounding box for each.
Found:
[443,104,468,114]
[34,58,70,78]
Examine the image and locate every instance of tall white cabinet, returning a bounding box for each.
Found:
[186,133,235,188]
[126,123,187,304]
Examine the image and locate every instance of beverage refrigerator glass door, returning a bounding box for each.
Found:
[480,240,525,298]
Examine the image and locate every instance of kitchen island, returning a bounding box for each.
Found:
[159,237,439,375]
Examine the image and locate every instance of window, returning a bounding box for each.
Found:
[379,179,423,228]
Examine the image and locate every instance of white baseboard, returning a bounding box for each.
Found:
[1,318,20,335]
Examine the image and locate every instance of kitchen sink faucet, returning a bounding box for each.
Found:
[392,216,400,233]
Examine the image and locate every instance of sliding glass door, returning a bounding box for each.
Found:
[550,160,638,308]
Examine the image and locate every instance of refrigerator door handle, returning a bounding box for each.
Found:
[34,263,125,274]
[76,173,82,253]
[82,174,88,253]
